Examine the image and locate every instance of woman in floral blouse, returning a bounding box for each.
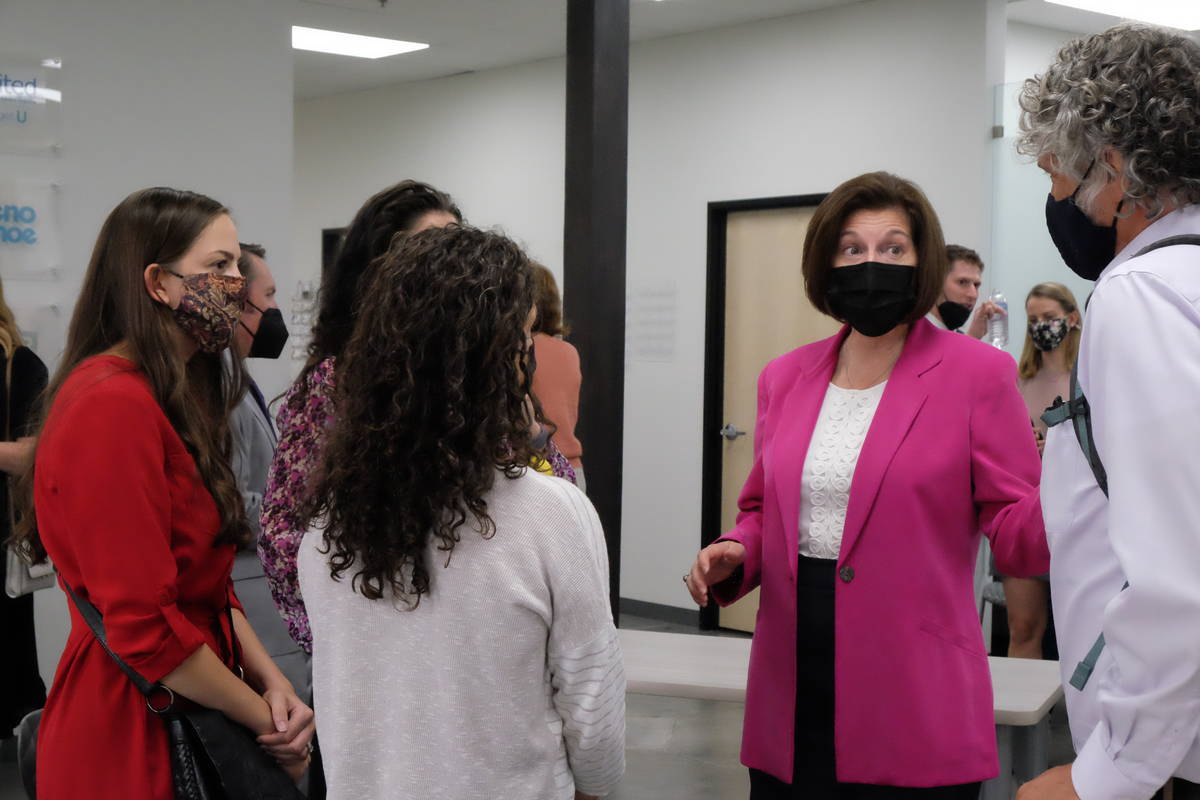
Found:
[260,181,576,653]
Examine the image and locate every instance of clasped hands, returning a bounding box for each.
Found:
[257,685,316,781]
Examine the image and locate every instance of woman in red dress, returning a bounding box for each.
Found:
[11,187,315,798]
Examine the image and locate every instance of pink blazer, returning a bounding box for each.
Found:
[714,319,1048,786]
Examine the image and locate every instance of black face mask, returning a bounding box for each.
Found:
[825,262,917,338]
[241,303,289,359]
[936,300,972,332]
[1045,162,1120,281]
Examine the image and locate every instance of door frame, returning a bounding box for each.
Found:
[699,193,827,630]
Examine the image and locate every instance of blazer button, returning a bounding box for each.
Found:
[839,566,855,584]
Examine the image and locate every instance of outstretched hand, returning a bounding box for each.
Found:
[684,541,746,607]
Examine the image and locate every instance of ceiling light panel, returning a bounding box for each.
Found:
[291,26,429,59]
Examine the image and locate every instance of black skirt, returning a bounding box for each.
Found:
[0,552,46,735]
[748,555,980,800]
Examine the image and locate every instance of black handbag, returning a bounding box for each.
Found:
[61,579,306,800]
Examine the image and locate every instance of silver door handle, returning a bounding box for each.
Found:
[720,424,747,441]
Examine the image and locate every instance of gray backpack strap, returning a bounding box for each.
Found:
[1041,362,1108,497]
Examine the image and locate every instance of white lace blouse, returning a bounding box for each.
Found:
[798,381,887,560]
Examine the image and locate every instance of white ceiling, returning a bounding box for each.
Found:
[293,0,864,99]
[294,0,1200,100]
[1008,0,1200,37]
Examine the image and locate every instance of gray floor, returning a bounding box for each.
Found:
[0,614,1073,800]
[609,614,752,797]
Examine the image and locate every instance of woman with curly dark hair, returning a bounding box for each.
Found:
[259,179,462,655]
[297,225,624,800]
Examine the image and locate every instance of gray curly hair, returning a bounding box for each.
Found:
[1017,24,1200,220]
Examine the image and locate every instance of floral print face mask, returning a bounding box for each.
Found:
[1028,317,1070,353]
[165,269,248,353]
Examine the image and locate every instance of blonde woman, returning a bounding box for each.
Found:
[0,281,48,756]
[1003,282,1081,659]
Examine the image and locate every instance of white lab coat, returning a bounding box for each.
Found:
[1043,203,1200,800]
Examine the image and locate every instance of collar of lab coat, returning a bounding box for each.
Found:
[1102,203,1200,279]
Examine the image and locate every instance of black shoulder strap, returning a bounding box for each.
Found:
[1134,234,1200,257]
[60,578,157,697]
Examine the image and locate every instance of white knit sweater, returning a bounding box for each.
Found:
[298,469,626,799]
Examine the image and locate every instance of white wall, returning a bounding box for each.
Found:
[1005,20,1078,86]
[2,0,295,687]
[295,0,1005,611]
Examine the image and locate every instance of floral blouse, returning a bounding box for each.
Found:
[259,357,337,653]
[259,356,578,654]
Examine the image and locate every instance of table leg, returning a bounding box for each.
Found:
[982,725,1015,800]
[1012,718,1050,784]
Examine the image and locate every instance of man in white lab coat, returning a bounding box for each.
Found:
[1016,24,1200,800]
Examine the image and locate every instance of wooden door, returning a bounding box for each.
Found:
[717,205,840,632]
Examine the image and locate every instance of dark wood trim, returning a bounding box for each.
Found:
[699,193,827,630]
[708,194,828,215]
[563,0,630,624]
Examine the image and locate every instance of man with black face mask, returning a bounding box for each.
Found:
[926,244,994,338]
[228,243,308,698]
[1016,24,1200,800]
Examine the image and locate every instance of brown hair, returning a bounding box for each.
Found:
[530,262,569,337]
[302,180,461,386]
[300,225,537,606]
[0,277,24,356]
[803,172,947,324]
[237,242,267,282]
[946,244,985,272]
[1018,282,1081,381]
[11,187,249,562]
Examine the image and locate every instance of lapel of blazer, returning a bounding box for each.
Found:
[773,327,847,581]
[254,400,278,449]
[246,379,278,447]
[837,319,942,566]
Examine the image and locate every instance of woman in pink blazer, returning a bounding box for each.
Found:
[685,173,1048,799]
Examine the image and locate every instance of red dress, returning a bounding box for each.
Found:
[34,356,243,799]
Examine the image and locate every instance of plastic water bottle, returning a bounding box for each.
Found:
[987,292,1009,349]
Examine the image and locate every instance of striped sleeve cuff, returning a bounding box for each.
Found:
[550,625,626,796]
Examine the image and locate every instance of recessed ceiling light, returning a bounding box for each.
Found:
[291,26,429,59]
[1044,0,1200,30]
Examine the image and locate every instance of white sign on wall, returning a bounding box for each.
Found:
[0,56,62,154]
[0,181,61,277]
[628,281,678,364]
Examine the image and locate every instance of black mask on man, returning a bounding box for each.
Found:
[825,262,917,337]
[241,303,289,359]
[1044,162,1120,281]
[936,300,972,332]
